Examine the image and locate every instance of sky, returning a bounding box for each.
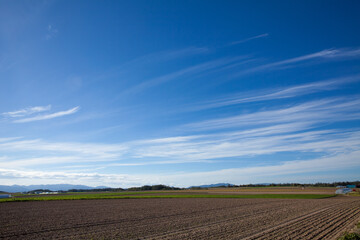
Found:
[0,0,360,188]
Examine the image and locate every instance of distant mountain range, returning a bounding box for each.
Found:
[189,183,235,188]
[0,184,109,193]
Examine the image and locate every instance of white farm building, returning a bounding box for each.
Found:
[0,194,11,198]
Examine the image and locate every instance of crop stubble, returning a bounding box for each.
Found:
[0,197,359,239]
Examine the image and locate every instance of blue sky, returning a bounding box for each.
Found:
[0,0,360,187]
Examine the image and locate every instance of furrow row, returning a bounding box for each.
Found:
[148,200,354,240]
[246,202,360,240]
[2,200,300,239]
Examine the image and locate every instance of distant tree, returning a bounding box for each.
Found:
[127,185,182,191]
[237,181,359,188]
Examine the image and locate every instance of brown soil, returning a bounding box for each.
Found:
[0,196,359,239]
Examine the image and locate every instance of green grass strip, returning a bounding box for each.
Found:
[0,194,335,202]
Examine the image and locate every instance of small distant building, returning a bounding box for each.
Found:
[38,191,59,195]
[347,185,356,189]
[0,194,11,198]
[335,188,352,194]
[336,186,346,188]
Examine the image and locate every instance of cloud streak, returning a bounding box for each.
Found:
[94,47,209,83]
[193,75,360,110]
[1,94,359,187]
[1,48,360,186]
[118,47,360,97]
[1,103,359,168]
[128,47,209,65]
[121,56,248,95]
[0,149,359,187]
[13,106,80,123]
[187,97,360,131]
[235,47,360,76]
[2,105,51,118]
[128,127,360,162]
[229,33,269,45]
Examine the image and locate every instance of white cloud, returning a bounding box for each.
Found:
[187,97,360,131]
[136,136,202,144]
[13,106,80,123]
[128,47,209,65]
[1,122,359,169]
[193,75,360,110]
[95,47,209,82]
[2,105,51,118]
[128,128,360,162]
[0,137,22,142]
[120,56,248,95]
[0,96,359,170]
[1,83,359,187]
[229,33,269,45]
[0,150,359,187]
[166,150,360,187]
[2,105,79,123]
[236,47,360,76]
[0,138,127,160]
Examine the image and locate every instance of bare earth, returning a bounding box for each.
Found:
[1,197,359,240]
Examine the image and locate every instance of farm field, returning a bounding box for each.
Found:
[202,186,337,195]
[0,195,359,239]
[0,187,338,202]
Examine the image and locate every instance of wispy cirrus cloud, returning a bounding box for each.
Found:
[127,47,209,65]
[1,94,360,186]
[1,75,359,186]
[1,109,359,168]
[0,137,127,161]
[118,47,360,96]
[187,97,360,131]
[94,47,209,82]
[0,137,23,142]
[121,56,248,95]
[13,106,80,123]
[229,33,269,45]
[2,105,51,118]
[193,75,360,110]
[236,47,360,76]
[1,149,359,187]
[2,96,360,166]
[127,126,360,162]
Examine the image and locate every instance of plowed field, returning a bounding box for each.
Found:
[1,197,359,239]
